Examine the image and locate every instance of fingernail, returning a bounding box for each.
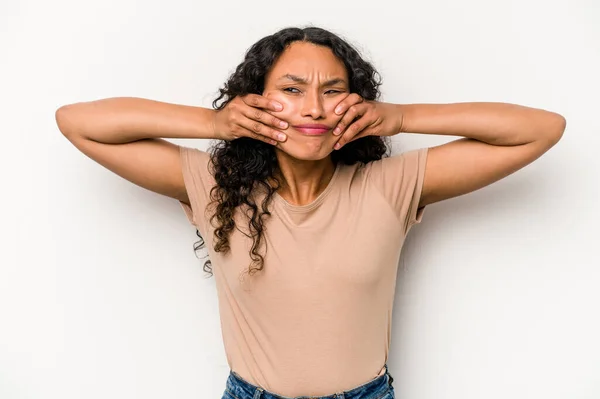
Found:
[334,127,341,135]
[277,133,287,141]
[334,143,341,150]
[279,121,288,128]
[335,106,342,114]
[273,102,283,111]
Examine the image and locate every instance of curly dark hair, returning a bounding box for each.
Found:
[194,26,390,277]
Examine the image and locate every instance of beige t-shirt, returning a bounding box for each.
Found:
[179,145,428,397]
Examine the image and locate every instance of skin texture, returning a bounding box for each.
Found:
[261,42,352,205]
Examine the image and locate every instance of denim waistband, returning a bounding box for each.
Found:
[224,364,394,399]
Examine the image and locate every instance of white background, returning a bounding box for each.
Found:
[1,0,599,398]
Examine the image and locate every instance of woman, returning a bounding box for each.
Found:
[55,26,566,399]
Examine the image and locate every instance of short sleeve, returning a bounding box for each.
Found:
[179,145,215,231]
[367,147,429,233]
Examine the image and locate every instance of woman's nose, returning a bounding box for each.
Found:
[301,91,325,119]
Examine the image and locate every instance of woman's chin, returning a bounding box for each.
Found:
[275,141,334,161]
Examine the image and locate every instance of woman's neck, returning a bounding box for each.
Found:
[274,152,336,206]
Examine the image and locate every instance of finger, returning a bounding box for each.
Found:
[333,103,367,136]
[235,125,279,145]
[241,106,289,130]
[334,125,369,150]
[239,116,288,143]
[242,94,283,112]
[334,93,364,116]
[333,108,373,150]
[333,129,356,150]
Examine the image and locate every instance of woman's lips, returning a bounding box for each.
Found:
[292,124,332,136]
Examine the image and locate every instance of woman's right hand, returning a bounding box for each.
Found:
[212,94,289,145]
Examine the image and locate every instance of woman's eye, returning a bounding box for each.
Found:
[325,90,342,95]
[283,87,300,93]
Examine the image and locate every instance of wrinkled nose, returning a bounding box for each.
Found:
[301,91,325,119]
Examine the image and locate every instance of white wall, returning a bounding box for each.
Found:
[1,0,598,398]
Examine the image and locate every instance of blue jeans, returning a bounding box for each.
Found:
[221,364,395,399]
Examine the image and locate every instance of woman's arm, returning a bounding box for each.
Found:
[55,97,215,203]
[56,96,288,204]
[398,102,566,207]
[398,102,564,147]
[331,99,566,208]
[56,97,217,143]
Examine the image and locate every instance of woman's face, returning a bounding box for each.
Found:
[263,41,350,161]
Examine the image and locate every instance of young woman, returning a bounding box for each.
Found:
[55,26,566,399]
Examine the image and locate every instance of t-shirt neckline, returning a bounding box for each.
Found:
[273,163,341,213]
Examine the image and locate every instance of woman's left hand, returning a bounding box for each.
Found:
[332,94,404,150]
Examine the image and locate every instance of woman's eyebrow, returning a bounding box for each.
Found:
[322,78,347,87]
[278,74,347,87]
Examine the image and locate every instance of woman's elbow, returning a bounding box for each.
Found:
[543,112,566,146]
[55,103,81,138]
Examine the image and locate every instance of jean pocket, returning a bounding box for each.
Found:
[374,387,395,399]
[221,388,241,399]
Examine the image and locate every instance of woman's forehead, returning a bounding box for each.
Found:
[266,42,348,83]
